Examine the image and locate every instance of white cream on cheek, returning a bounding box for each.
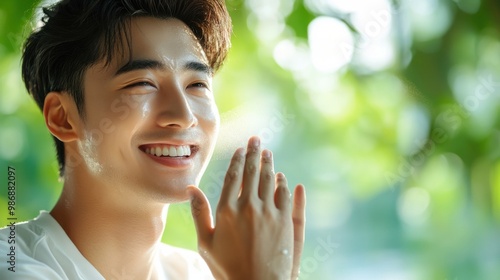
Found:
[139,97,152,119]
[194,103,220,184]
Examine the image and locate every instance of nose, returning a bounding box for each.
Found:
[154,81,197,129]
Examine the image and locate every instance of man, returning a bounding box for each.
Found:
[0,0,306,279]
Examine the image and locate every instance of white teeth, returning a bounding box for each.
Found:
[162,146,169,156]
[184,146,191,156]
[169,146,177,157]
[145,145,191,157]
[176,146,183,156]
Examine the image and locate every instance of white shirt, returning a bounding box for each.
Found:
[0,211,214,280]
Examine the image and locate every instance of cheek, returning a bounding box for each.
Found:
[81,95,150,153]
[194,99,220,136]
[90,94,150,132]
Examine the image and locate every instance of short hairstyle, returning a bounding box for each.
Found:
[21,0,232,176]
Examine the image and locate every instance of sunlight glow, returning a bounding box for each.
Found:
[308,16,354,73]
[398,187,430,226]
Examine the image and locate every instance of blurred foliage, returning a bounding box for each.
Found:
[1,0,500,279]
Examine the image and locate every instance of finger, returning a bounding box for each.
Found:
[187,185,213,248]
[258,149,275,202]
[291,184,306,280]
[274,172,291,211]
[239,136,261,202]
[218,147,245,207]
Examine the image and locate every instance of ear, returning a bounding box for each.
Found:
[43,92,80,142]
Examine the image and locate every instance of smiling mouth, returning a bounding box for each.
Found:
[140,144,199,158]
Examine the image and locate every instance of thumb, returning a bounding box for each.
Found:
[187,185,213,248]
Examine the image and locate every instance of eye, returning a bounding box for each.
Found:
[189,82,209,89]
[121,81,157,95]
[126,81,156,88]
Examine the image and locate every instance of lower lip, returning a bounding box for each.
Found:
[142,150,196,168]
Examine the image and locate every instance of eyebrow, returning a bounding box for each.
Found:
[114,59,213,76]
[184,61,213,76]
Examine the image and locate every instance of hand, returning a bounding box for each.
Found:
[187,136,306,280]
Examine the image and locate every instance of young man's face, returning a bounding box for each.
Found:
[73,17,219,202]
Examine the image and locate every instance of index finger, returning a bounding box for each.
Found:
[218,147,246,208]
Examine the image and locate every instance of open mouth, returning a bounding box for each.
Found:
[140,144,199,158]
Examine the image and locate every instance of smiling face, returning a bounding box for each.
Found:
[72,17,219,203]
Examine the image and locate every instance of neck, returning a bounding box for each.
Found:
[51,169,169,279]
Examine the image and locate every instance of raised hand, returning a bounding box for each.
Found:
[187,136,306,280]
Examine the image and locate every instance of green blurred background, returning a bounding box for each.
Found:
[1,0,500,279]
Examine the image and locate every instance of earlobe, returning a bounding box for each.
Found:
[43,92,79,142]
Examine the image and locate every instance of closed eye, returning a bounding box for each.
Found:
[120,80,158,95]
[126,81,156,88]
[188,82,209,89]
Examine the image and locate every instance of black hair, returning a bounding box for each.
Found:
[21,0,232,176]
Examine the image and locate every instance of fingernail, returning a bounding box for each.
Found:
[262,149,271,159]
[252,137,260,148]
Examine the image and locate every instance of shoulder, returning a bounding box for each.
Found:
[0,246,64,279]
[0,216,64,279]
[156,243,214,280]
[0,212,104,280]
[0,216,47,258]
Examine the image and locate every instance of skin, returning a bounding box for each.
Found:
[44,17,306,279]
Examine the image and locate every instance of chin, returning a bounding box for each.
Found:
[143,178,194,203]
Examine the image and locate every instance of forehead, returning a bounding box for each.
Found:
[130,17,206,61]
[97,17,208,72]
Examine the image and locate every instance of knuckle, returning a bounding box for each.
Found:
[247,146,259,155]
[262,171,273,182]
[223,169,238,184]
[278,184,290,195]
[235,152,245,163]
[245,163,257,175]
[292,216,305,227]
[261,155,272,164]
[277,177,288,186]
[231,152,244,165]
[216,204,236,219]
[191,197,203,212]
